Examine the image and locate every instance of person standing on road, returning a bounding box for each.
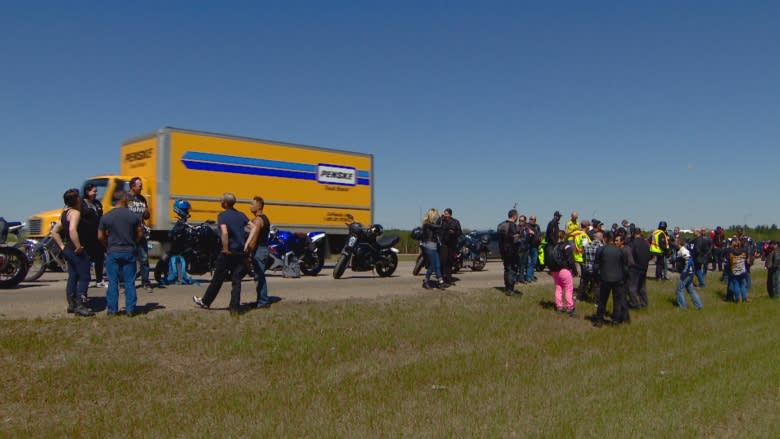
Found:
[244,196,272,308]
[127,177,153,293]
[81,183,106,288]
[50,188,94,317]
[515,215,532,284]
[420,208,447,289]
[498,209,520,296]
[527,215,542,281]
[193,193,250,314]
[565,211,579,239]
[98,190,143,316]
[546,211,562,245]
[438,208,462,285]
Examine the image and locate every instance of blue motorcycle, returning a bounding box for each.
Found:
[264,228,327,276]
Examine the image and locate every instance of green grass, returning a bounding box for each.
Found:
[2,270,780,437]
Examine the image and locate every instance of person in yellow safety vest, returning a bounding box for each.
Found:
[565,211,579,239]
[650,220,670,280]
[570,221,591,296]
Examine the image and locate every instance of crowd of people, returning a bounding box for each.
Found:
[50,178,273,317]
[50,183,780,321]
[494,210,780,327]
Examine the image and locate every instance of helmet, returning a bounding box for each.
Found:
[369,224,384,236]
[658,221,667,230]
[173,199,191,219]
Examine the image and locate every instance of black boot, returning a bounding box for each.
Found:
[66,293,75,314]
[73,303,95,317]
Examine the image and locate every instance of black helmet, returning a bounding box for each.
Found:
[369,224,384,236]
[658,221,667,229]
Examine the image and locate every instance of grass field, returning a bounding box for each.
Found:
[2,269,779,438]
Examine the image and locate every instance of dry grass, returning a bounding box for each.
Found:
[1,270,779,438]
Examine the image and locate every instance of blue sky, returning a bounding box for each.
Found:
[2,1,779,231]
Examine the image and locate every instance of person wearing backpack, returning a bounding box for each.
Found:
[547,231,578,317]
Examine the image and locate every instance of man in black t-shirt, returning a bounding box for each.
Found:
[127,177,152,292]
[193,193,249,314]
[438,208,462,284]
[99,190,143,316]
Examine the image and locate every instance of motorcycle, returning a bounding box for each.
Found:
[263,227,327,277]
[332,223,399,279]
[154,221,221,283]
[412,233,489,275]
[0,218,31,288]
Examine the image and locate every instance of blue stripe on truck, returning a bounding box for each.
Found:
[181,151,370,185]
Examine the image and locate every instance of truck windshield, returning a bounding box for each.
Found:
[84,178,110,203]
[110,179,131,206]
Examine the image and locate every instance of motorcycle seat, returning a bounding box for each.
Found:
[377,236,400,249]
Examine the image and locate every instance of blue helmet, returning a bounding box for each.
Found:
[173,199,191,219]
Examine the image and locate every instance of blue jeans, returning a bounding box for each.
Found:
[62,248,91,299]
[527,247,538,280]
[253,246,270,305]
[729,274,748,302]
[694,262,706,287]
[106,252,137,314]
[423,245,442,281]
[135,238,150,285]
[676,272,703,309]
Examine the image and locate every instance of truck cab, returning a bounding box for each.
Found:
[26,176,144,239]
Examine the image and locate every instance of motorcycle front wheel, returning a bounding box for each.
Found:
[332,254,349,279]
[412,253,426,276]
[15,241,47,282]
[0,247,30,289]
[376,252,398,277]
[471,250,488,271]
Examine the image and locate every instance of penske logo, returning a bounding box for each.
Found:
[317,164,356,186]
[125,148,153,162]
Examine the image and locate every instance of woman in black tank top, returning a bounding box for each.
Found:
[51,188,94,317]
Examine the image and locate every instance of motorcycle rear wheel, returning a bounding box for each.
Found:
[471,251,488,271]
[412,253,426,276]
[301,251,325,276]
[332,254,348,279]
[376,252,398,277]
[0,247,30,289]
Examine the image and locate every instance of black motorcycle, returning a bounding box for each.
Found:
[0,218,30,289]
[154,221,221,283]
[412,233,488,275]
[332,223,399,279]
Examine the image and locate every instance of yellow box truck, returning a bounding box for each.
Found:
[27,127,373,253]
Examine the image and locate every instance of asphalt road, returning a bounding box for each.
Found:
[0,260,549,319]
